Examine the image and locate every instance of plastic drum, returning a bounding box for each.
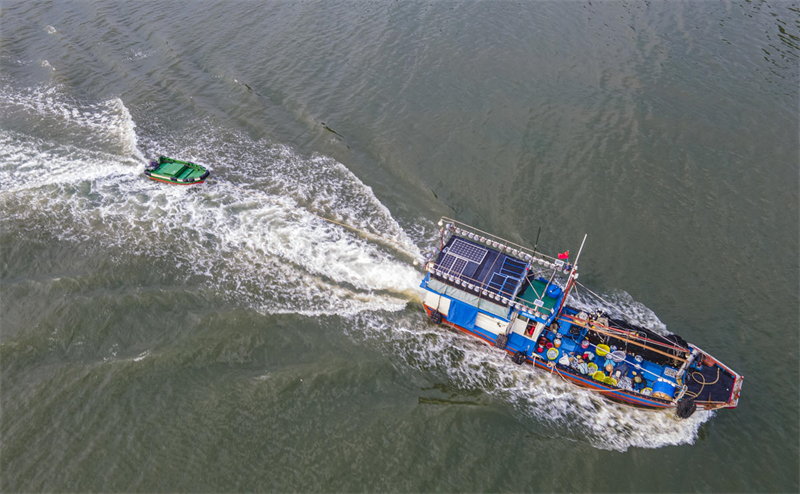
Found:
[603,376,618,386]
[652,380,676,400]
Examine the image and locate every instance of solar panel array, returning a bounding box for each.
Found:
[437,239,488,277]
[439,256,468,276]
[448,239,488,264]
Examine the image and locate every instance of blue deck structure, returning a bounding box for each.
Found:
[431,236,527,301]
[429,235,564,326]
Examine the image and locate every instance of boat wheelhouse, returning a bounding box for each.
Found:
[420,218,743,417]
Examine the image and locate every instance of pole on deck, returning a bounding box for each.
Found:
[556,233,587,317]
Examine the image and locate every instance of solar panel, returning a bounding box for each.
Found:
[440,255,468,276]
[434,238,489,284]
[439,255,456,271]
[449,239,488,264]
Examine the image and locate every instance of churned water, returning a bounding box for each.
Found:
[1,1,798,492]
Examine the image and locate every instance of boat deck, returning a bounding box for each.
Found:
[157,161,185,176]
[157,162,203,179]
[498,307,738,407]
[517,279,558,313]
[146,157,209,184]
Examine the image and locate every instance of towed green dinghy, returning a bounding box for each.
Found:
[144,156,210,185]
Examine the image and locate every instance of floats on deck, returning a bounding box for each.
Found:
[420,217,743,418]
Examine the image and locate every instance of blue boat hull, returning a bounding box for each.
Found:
[423,304,676,410]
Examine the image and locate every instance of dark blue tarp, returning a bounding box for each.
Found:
[447,298,478,330]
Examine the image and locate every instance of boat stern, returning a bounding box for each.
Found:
[685,345,744,411]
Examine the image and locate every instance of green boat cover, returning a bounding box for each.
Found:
[145,156,209,184]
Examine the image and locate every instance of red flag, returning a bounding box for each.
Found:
[558,251,569,260]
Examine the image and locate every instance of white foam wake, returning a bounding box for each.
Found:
[1,82,704,450]
[354,311,711,452]
[0,83,420,317]
[524,262,668,333]
[567,283,669,334]
[0,83,145,164]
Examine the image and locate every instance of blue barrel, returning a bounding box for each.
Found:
[546,285,562,298]
[652,380,676,400]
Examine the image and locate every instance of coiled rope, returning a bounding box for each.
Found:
[684,367,720,399]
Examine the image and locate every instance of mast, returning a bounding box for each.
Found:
[556,233,587,317]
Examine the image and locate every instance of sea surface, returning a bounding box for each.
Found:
[1,1,798,492]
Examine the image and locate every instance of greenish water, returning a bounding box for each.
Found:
[1,1,798,492]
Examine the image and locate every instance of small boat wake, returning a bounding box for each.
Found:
[0,81,711,451]
[0,82,421,318]
[567,285,669,336]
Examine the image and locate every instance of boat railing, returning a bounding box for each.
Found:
[438,217,563,265]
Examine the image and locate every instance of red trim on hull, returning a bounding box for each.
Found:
[147,176,206,185]
[423,304,674,410]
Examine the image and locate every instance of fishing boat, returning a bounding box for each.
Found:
[419,217,743,418]
[144,156,210,185]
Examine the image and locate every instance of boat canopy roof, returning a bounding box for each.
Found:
[424,218,575,323]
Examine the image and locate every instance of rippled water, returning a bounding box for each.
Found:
[2,1,798,492]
